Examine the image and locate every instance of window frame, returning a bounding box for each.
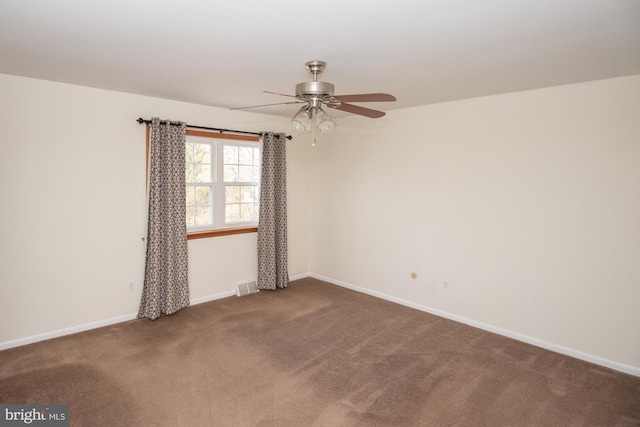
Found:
[145,127,259,240]
[216,142,261,229]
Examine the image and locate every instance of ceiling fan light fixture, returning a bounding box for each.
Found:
[316,107,336,133]
[291,106,312,133]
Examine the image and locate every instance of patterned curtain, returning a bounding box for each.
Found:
[138,118,190,320]
[257,132,289,290]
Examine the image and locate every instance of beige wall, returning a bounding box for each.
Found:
[310,75,640,373]
[0,74,312,345]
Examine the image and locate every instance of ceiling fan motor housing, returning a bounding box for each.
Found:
[295,81,335,100]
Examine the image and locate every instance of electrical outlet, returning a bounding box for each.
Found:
[443,281,450,291]
[128,281,136,292]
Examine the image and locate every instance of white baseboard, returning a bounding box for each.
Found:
[191,290,236,305]
[309,273,640,378]
[0,313,138,351]
[0,289,237,352]
[289,272,312,282]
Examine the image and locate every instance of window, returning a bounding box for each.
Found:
[221,144,260,224]
[144,128,260,239]
[185,133,260,238]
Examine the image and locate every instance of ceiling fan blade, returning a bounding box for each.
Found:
[329,102,386,118]
[333,93,396,103]
[264,90,297,98]
[230,100,303,110]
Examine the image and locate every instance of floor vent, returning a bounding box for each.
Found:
[236,280,259,297]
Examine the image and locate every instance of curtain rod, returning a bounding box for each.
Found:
[136,118,292,140]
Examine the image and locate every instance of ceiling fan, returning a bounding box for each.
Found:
[232,60,396,134]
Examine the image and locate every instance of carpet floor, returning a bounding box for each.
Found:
[1,277,639,426]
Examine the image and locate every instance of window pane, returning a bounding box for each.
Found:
[239,146,253,165]
[194,143,210,163]
[240,203,256,221]
[185,143,194,163]
[185,163,194,182]
[186,206,195,227]
[254,148,260,165]
[225,204,240,223]
[186,187,195,205]
[195,186,210,205]
[193,164,211,182]
[225,186,240,203]
[253,166,260,182]
[195,206,211,226]
[241,186,255,203]
[224,165,238,182]
[224,146,238,164]
[238,165,253,182]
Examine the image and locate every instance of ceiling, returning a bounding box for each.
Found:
[1,0,639,119]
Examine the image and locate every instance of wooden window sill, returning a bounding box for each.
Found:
[187,227,258,240]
